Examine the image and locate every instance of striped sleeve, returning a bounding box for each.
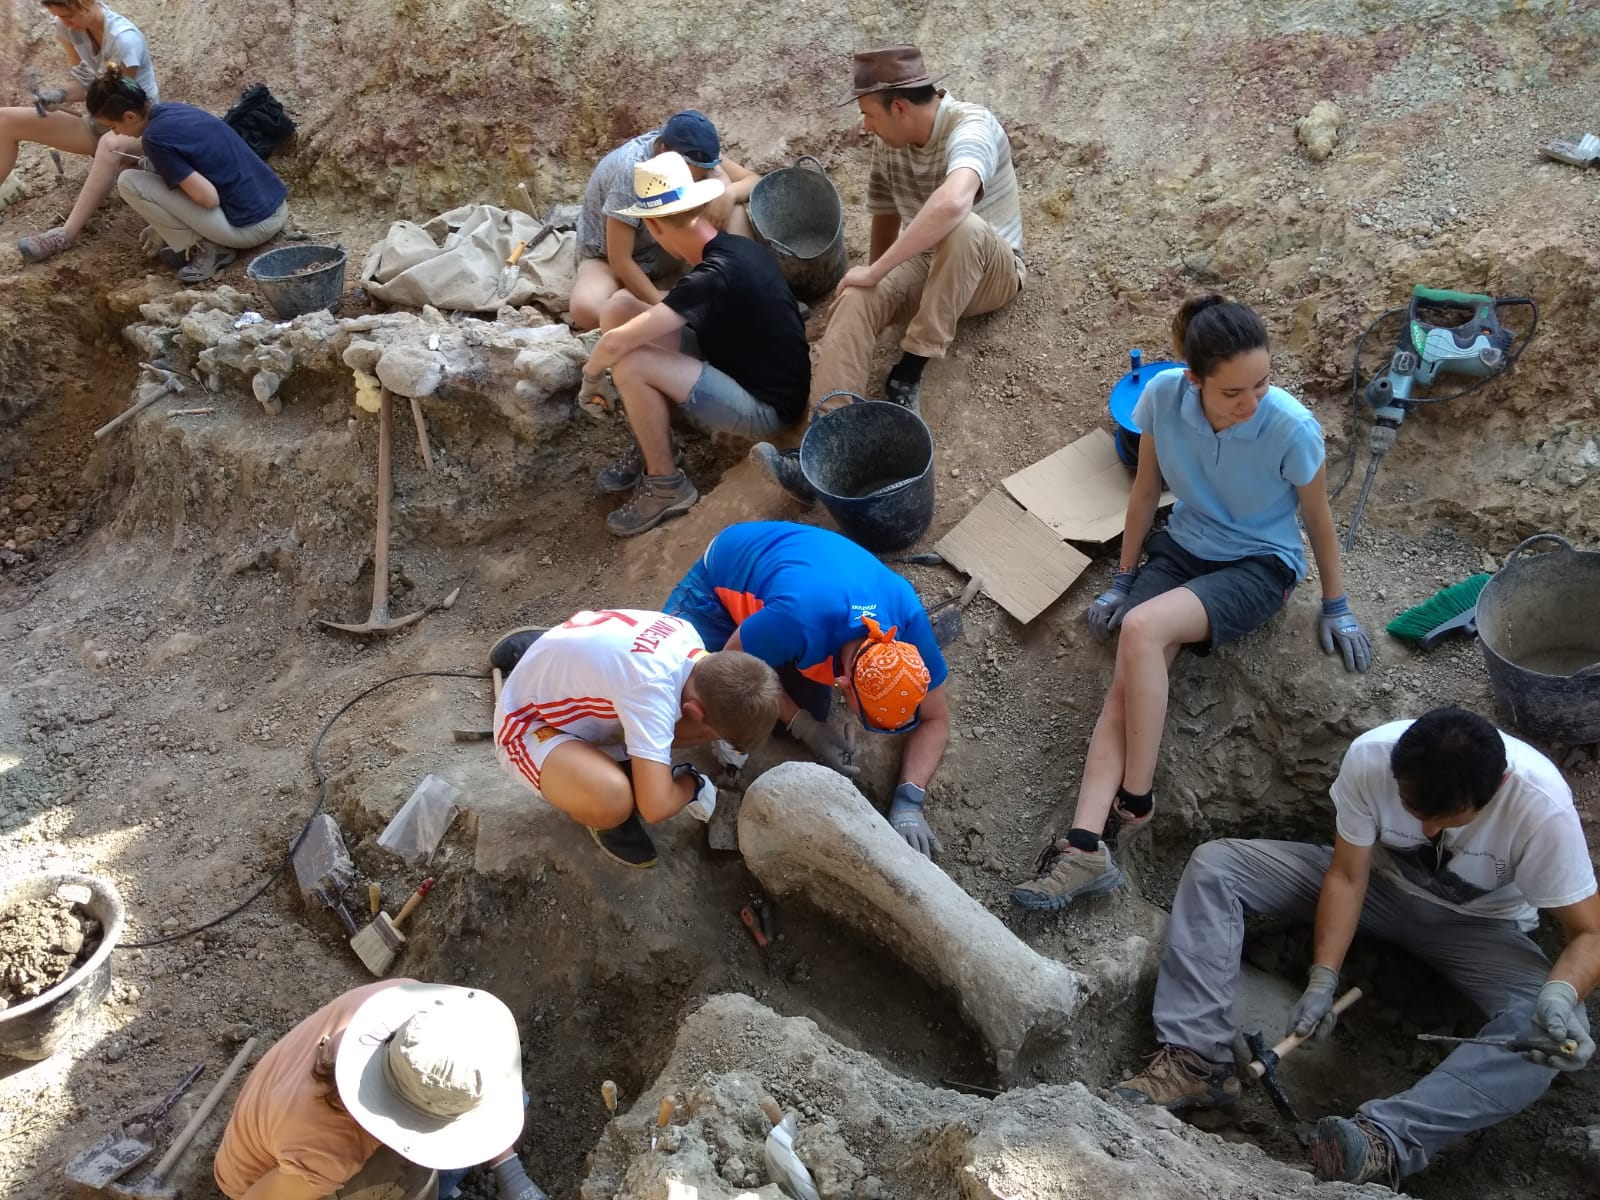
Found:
[866,141,898,216]
[944,109,1000,188]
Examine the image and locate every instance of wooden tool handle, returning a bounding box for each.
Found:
[601,1079,619,1115]
[152,1037,258,1181]
[393,876,436,927]
[506,240,528,268]
[492,667,504,703]
[367,881,381,916]
[759,1095,783,1126]
[1250,987,1363,1077]
[656,1095,676,1127]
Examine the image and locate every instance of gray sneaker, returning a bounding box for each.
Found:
[596,439,682,494]
[176,239,237,283]
[1010,840,1125,911]
[606,470,698,537]
[17,226,74,264]
[750,442,816,503]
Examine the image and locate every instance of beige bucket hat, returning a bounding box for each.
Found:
[608,151,726,220]
[334,983,525,1170]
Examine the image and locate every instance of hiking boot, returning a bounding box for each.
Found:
[606,470,698,537]
[489,625,549,676]
[587,811,658,868]
[176,239,236,283]
[750,442,815,504]
[1112,1045,1242,1111]
[158,245,191,271]
[1009,839,1125,911]
[1310,1115,1400,1189]
[17,227,74,264]
[596,439,682,494]
[1106,794,1155,847]
[884,376,922,415]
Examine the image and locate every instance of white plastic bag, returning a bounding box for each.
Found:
[377,774,461,864]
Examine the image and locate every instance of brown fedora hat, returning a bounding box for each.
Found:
[840,44,947,105]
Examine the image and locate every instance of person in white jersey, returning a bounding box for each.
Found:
[490,610,780,868]
[1112,707,1599,1190]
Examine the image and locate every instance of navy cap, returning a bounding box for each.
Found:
[659,110,721,169]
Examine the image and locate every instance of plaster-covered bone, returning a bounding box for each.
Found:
[738,761,1085,1078]
[375,345,446,398]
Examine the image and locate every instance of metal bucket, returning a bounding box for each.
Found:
[749,155,847,302]
[1476,533,1600,743]
[799,392,934,552]
[0,873,125,1061]
[246,243,348,319]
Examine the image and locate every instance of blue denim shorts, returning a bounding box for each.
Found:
[682,363,785,440]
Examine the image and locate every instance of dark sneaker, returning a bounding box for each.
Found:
[1311,1115,1400,1189]
[489,626,549,675]
[17,227,74,264]
[1112,1045,1242,1111]
[176,239,237,283]
[884,376,922,414]
[588,811,657,868]
[596,439,682,494]
[606,470,698,537]
[750,442,816,504]
[1010,839,1126,911]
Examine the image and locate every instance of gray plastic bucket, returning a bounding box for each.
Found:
[800,392,934,552]
[246,243,348,319]
[1476,533,1600,743]
[749,155,847,302]
[0,873,124,1061]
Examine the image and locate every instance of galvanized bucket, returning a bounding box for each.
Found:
[749,155,847,302]
[0,873,125,1060]
[1476,533,1600,744]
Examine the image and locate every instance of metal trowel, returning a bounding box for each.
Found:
[928,575,982,646]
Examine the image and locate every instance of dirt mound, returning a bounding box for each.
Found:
[0,893,101,1009]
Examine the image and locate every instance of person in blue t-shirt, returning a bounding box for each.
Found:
[1013,294,1372,912]
[663,521,952,859]
[83,67,288,283]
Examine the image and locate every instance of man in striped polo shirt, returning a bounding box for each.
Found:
[807,46,1026,415]
[491,610,780,867]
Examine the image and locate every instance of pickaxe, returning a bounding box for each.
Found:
[1245,987,1363,1122]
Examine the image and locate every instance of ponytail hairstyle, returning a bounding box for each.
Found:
[85,62,150,122]
[1171,294,1269,381]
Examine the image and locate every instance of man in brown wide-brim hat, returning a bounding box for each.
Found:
[751,43,1025,496]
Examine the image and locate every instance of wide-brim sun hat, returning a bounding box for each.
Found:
[608,150,726,220]
[839,44,948,106]
[335,982,525,1171]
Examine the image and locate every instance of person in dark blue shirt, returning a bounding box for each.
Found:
[84,67,288,283]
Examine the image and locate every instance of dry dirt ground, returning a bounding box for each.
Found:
[3,2,1600,1199]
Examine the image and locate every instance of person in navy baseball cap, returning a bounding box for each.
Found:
[570,111,763,329]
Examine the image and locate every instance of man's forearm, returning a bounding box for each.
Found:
[1549,930,1600,1000]
[872,196,968,279]
[898,716,949,790]
[1310,873,1366,971]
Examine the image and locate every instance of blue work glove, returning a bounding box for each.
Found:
[888,782,943,858]
[1521,981,1596,1071]
[1318,594,1372,673]
[1086,569,1139,641]
[492,1155,549,1200]
[1286,965,1341,1040]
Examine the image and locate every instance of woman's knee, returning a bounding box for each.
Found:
[1118,602,1178,655]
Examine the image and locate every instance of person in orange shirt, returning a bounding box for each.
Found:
[214,981,543,1200]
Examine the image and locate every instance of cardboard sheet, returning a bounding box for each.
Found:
[934,489,1092,624]
[1002,428,1173,545]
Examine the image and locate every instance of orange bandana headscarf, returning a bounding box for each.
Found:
[852,615,930,730]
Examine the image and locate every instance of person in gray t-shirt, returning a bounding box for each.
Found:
[570,110,762,329]
[5,1,163,265]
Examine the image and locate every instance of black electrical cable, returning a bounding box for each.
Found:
[121,670,489,949]
[1329,297,1540,504]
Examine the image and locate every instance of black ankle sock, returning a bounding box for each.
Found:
[1117,786,1154,818]
[888,352,929,387]
[1066,827,1102,853]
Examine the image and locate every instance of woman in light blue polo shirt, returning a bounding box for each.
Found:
[1013,294,1372,912]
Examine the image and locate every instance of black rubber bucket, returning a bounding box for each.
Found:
[1476,533,1600,743]
[246,243,348,319]
[749,155,847,302]
[799,392,934,552]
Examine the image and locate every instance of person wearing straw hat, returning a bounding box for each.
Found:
[582,152,810,538]
[569,111,763,330]
[213,980,547,1200]
[663,521,953,859]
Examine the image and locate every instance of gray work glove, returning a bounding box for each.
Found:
[138,225,167,258]
[1318,594,1372,673]
[1087,569,1138,641]
[787,711,860,779]
[1286,964,1341,1040]
[888,782,943,858]
[68,62,97,88]
[35,85,69,111]
[1521,980,1596,1071]
[492,1155,549,1200]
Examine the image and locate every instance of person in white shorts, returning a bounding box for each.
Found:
[491,610,780,867]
